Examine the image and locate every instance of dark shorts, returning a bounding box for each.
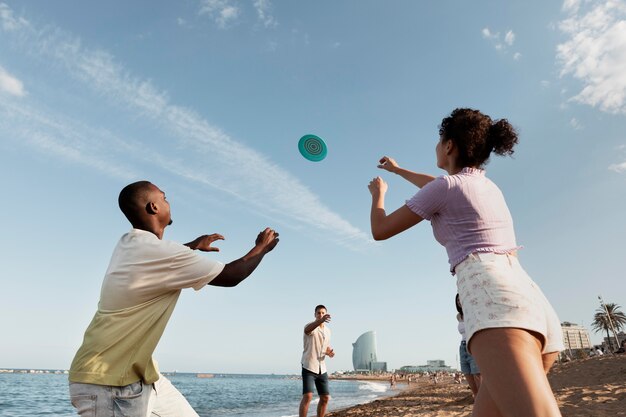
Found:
[302,368,329,395]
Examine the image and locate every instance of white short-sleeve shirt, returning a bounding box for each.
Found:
[301,324,331,374]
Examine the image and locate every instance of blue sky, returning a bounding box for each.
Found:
[1,0,624,374]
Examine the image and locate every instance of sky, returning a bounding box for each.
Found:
[1,0,625,375]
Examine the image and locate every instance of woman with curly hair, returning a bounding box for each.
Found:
[368,108,563,416]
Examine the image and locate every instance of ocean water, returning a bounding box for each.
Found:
[0,372,397,417]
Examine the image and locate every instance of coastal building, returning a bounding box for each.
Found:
[561,322,592,351]
[603,331,626,351]
[399,360,454,373]
[352,331,387,372]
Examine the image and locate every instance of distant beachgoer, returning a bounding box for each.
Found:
[429,372,438,385]
[616,340,626,354]
[68,181,279,417]
[456,293,481,398]
[299,305,335,417]
[454,372,463,384]
[368,108,564,416]
[390,373,397,389]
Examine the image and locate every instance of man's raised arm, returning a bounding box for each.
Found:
[209,228,279,287]
[304,314,331,335]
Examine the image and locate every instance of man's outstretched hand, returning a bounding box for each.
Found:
[185,234,225,252]
[255,228,279,253]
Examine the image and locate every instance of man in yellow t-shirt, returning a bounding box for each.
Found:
[69,180,279,417]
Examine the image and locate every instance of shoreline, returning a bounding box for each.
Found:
[328,374,471,417]
[326,355,626,417]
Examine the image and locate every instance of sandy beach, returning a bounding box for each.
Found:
[327,354,626,417]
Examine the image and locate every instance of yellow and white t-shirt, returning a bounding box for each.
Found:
[69,229,224,386]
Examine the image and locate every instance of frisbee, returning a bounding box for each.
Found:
[298,134,327,162]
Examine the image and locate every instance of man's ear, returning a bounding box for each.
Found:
[146,201,158,215]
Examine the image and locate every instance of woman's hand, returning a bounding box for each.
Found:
[368,176,388,196]
[377,156,399,173]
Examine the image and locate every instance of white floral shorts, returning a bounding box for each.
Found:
[455,252,564,354]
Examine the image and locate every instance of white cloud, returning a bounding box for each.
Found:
[557,0,626,114]
[608,144,626,173]
[0,2,28,31]
[505,30,516,46]
[570,117,583,129]
[541,80,551,88]
[198,0,278,29]
[253,0,277,28]
[481,26,520,60]
[0,65,25,96]
[199,0,240,28]
[609,161,626,172]
[609,144,626,173]
[562,0,582,13]
[0,3,369,246]
[0,98,137,179]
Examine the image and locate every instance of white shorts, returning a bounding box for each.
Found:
[455,252,564,354]
[147,374,198,417]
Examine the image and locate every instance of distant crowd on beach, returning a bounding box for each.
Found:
[560,338,626,362]
[331,370,466,388]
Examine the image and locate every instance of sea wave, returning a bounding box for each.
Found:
[357,381,388,393]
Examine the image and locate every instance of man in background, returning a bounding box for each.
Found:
[299,304,335,417]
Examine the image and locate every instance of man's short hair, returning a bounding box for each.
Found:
[118,181,153,225]
[315,304,327,313]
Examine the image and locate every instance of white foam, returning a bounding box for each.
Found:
[357,381,388,393]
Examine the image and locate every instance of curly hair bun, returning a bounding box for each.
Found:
[488,119,518,157]
[439,108,519,167]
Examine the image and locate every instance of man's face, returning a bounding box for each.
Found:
[149,184,172,227]
[315,308,327,320]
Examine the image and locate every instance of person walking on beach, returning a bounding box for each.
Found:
[299,305,335,417]
[456,293,481,398]
[367,108,564,417]
[68,180,279,417]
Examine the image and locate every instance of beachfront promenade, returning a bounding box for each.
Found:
[0,368,68,374]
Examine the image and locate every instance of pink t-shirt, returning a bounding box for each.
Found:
[406,167,520,273]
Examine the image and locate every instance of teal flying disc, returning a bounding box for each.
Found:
[298,134,327,162]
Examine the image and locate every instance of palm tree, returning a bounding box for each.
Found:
[591,303,626,351]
